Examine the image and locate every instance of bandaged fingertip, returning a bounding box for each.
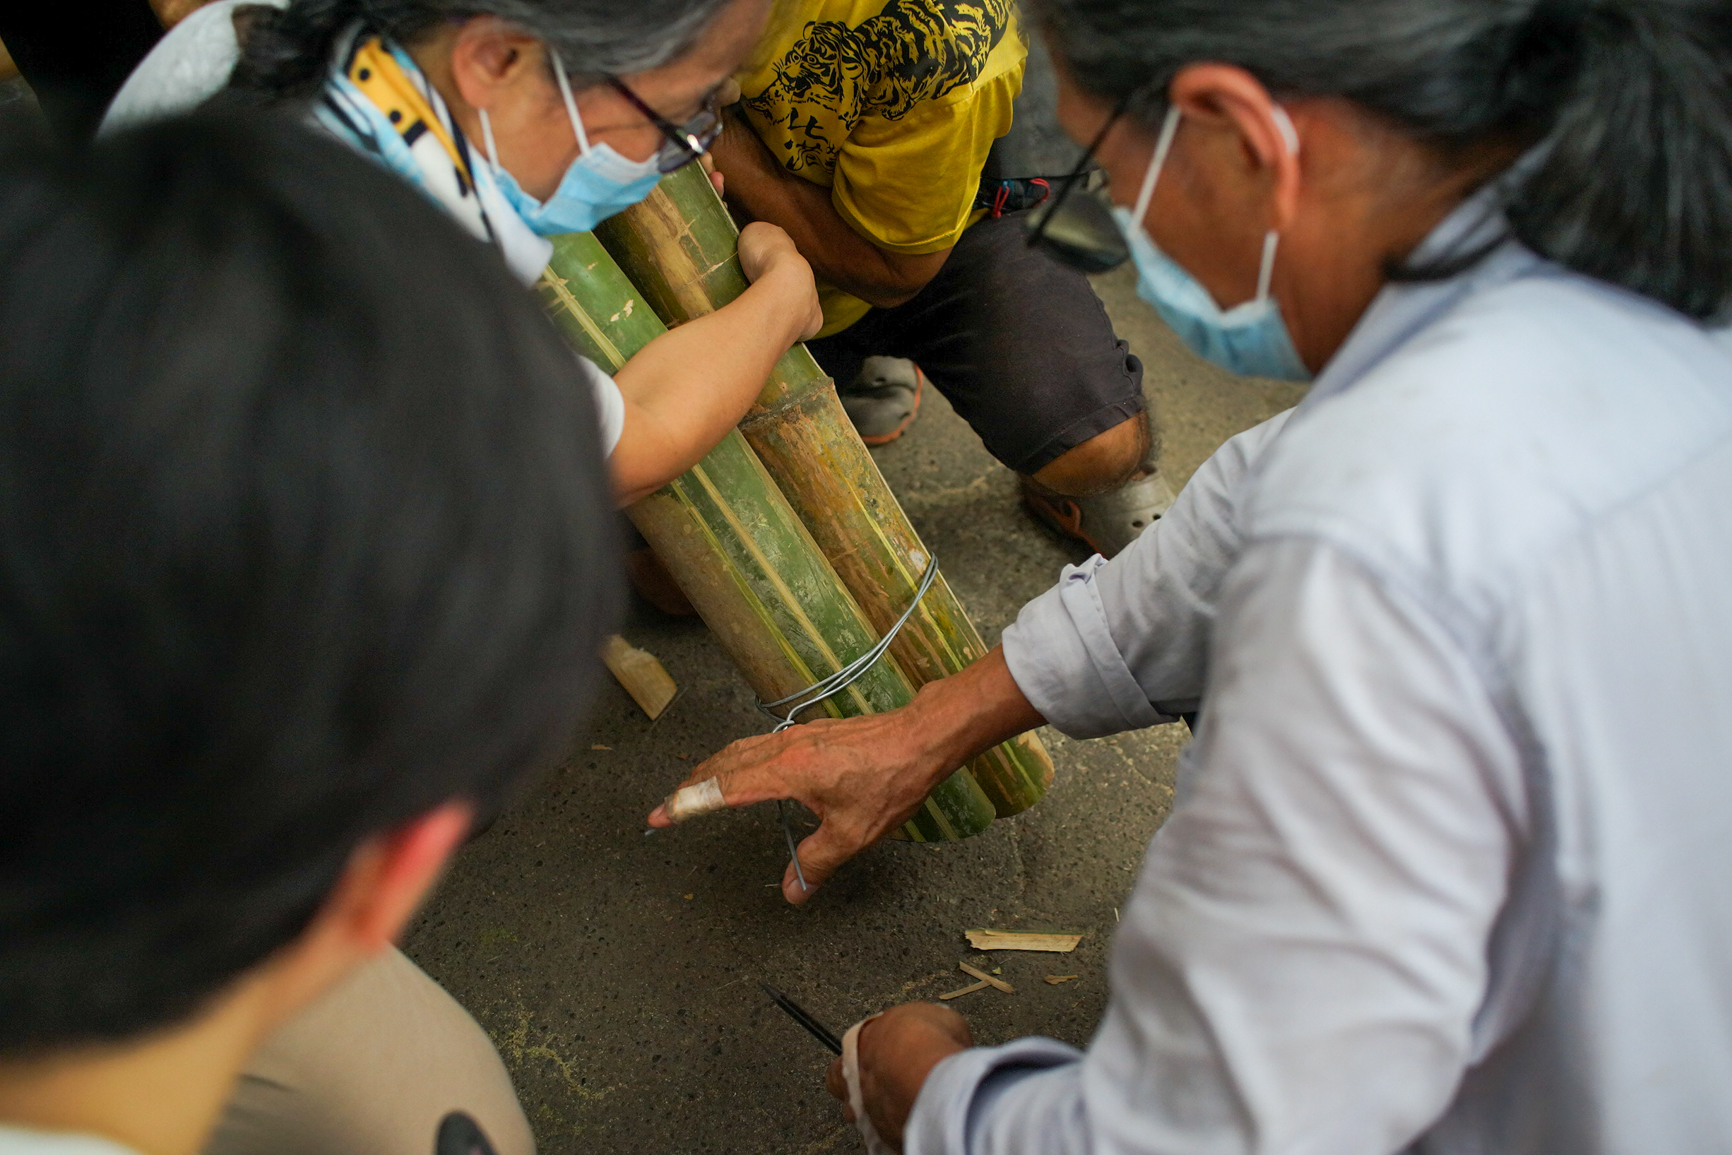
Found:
[662,776,727,824]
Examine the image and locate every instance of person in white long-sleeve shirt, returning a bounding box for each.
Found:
[651,0,1732,1150]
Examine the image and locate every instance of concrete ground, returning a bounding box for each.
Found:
[405,267,1304,1153]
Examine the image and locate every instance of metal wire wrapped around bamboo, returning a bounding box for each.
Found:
[594,167,1054,818]
[537,232,996,842]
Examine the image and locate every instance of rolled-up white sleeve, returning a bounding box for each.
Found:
[576,355,625,457]
[909,537,1529,1155]
[1001,411,1291,738]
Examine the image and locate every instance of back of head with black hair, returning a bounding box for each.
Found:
[0,111,619,1055]
[1037,0,1732,322]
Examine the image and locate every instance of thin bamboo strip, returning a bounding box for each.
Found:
[594,168,1053,817]
[539,232,995,842]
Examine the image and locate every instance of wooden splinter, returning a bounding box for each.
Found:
[959,962,1014,994]
[965,929,1085,953]
[938,980,991,1001]
[602,635,677,719]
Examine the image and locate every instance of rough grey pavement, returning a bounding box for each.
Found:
[403,264,1304,1154]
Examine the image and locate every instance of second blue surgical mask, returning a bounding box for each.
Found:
[1113,104,1311,382]
[479,50,662,236]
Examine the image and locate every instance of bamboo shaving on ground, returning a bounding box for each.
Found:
[966,929,1085,953]
[939,979,991,1001]
[959,962,1013,993]
[1044,975,1080,985]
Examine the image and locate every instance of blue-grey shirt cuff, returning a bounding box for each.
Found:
[1003,559,1173,739]
[905,1038,1085,1155]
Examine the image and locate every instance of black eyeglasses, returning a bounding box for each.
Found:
[607,77,725,173]
[1024,95,1133,274]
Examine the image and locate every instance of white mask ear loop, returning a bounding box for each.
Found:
[1255,104,1300,303]
[1131,103,1183,226]
[478,108,501,169]
[548,49,592,156]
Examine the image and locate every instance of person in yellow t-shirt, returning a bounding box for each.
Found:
[710,0,1172,555]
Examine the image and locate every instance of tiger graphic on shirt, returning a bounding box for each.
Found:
[742,0,1016,176]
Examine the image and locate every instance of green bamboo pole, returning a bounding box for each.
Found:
[538,232,994,842]
[594,168,1053,817]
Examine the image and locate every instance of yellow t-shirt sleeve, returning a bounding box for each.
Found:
[828,67,1020,256]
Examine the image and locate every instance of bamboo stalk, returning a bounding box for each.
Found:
[594,167,1053,817]
[538,232,995,842]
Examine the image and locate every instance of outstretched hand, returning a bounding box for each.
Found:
[646,648,1045,903]
[647,708,950,903]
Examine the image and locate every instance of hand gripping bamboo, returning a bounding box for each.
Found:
[594,166,1053,817]
[538,232,995,842]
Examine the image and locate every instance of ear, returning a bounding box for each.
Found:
[449,16,548,113]
[1167,63,1303,230]
[318,801,475,953]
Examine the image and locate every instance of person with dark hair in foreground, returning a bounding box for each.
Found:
[655,0,1732,1150]
[0,113,616,1155]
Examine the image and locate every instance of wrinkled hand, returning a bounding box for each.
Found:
[648,649,1043,904]
[647,704,951,903]
[826,1004,973,1150]
[736,221,823,340]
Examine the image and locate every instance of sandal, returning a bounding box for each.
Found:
[839,356,925,446]
[1021,467,1176,558]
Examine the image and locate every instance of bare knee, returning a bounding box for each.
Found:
[1029,413,1149,497]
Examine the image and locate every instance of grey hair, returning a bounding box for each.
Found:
[1036,0,1732,321]
[230,0,735,97]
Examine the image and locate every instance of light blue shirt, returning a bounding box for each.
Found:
[951,189,1732,1153]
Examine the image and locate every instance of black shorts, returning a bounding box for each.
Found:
[806,210,1146,475]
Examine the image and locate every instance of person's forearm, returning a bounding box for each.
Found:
[608,259,812,503]
[711,112,941,308]
[904,647,1047,789]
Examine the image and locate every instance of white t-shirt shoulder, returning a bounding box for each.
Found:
[101,0,281,134]
[0,1125,141,1155]
[577,355,625,457]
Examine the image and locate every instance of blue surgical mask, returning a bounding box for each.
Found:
[1113,104,1311,382]
[478,50,662,236]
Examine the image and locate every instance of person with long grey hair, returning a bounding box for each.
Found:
[654,0,1732,1151]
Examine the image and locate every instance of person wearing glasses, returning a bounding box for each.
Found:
[707,0,1179,558]
[105,0,820,511]
[656,0,1732,1150]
